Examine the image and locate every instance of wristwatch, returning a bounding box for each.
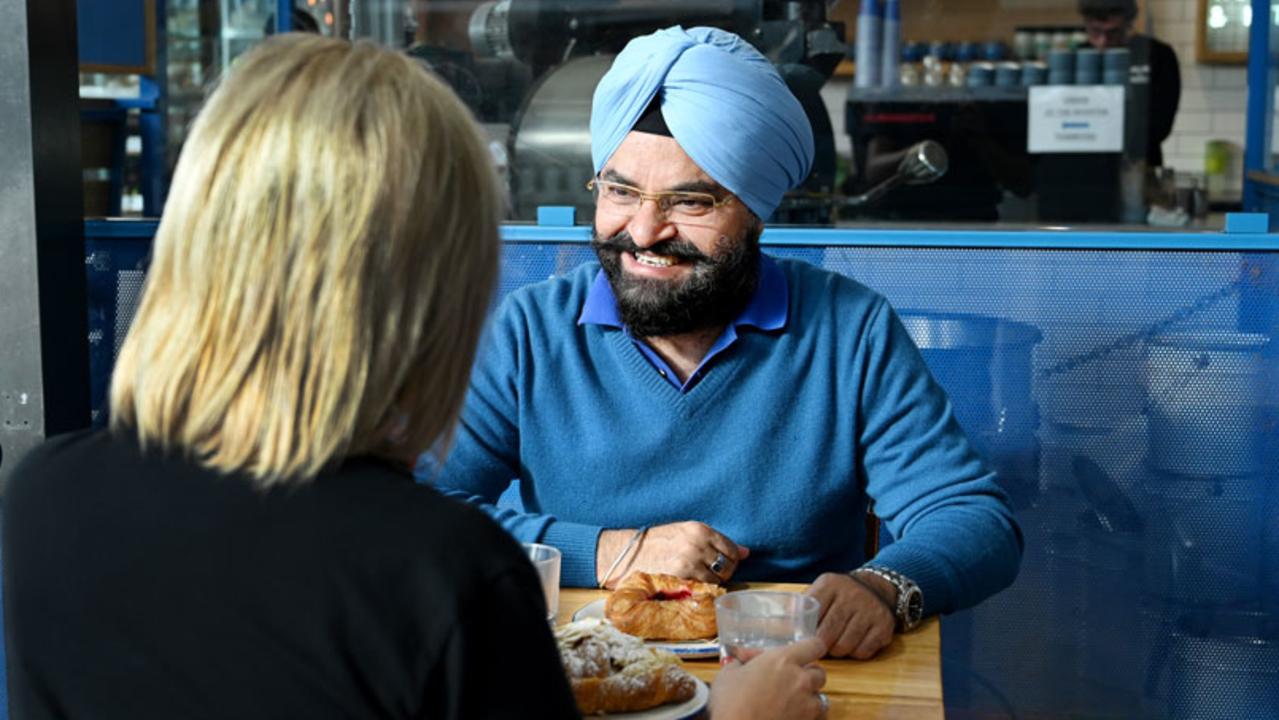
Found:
[852,565,924,632]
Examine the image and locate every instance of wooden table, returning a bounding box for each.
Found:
[557,583,943,719]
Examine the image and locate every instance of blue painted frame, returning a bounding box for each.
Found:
[499,224,1279,251]
[1243,0,1275,212]
[86,220,160,238]
[77,0,153,73]
[88,219,1279,250]
[277,0,293,32]
[78,1,168,217]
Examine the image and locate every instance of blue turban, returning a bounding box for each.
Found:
[590,26,815,221]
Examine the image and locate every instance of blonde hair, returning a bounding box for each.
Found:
[110,34,500,484]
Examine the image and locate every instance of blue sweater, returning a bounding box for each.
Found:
[425,258,1022,616]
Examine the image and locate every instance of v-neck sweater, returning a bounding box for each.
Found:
[576,255,789,391]
[426,258,1022,616]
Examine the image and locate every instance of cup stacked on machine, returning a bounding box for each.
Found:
[1074,48,1101,85]
[994,62,1022,88]
[854,0,882,87]
[1047,49,1074,86]
[872,28,1132,89]
[1102,48,1130,85]
[965,62,994,88]
[1038,46,1130,86]
[1021,62,1048,86]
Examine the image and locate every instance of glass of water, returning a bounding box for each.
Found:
[522,543,561,624]
[715,591,820,663]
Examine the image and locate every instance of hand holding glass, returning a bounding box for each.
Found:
[523,543,561,624]
[715,591,820,663]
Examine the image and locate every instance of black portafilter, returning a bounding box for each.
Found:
[843,140,949,209]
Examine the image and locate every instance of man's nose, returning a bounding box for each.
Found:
[627,199,677,247]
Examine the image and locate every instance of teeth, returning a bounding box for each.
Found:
[634,251,677,267]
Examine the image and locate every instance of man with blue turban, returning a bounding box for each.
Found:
[425,26,1022,659]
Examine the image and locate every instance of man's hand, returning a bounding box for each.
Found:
[805,572,896,659]
[596,521,749,588]
[708,636,829,720]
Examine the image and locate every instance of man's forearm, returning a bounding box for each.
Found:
[595,528,634,588]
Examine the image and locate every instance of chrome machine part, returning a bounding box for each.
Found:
[468,0,765,78]
[843,140,950,209]
[509,55,612,220]
[901,139,949,184]
[487,0,845,222]
[468,0,516,61]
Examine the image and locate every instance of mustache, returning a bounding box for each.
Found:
[590,231,710,263]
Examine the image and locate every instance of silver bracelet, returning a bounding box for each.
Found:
[599,526,648,588]
[851,565,925,632]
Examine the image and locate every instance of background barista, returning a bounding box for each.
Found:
[1079,0,1181,168]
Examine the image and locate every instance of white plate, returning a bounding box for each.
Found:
[584,677,710,719]
[572,599,720,660]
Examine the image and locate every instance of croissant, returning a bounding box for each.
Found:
[556,619,698,715]
[605,572,725,640]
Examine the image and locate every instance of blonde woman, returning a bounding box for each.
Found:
[3,35,826,720]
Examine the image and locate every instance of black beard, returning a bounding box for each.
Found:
[591,225,762,337]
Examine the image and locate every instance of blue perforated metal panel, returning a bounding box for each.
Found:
[84,230,1279,719]
[494,241,1279,720]
[85,237,151,426]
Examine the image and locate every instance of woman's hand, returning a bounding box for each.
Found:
[707,637,829,719]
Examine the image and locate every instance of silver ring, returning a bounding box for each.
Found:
[818,692,829,714]
[709,552,727,575]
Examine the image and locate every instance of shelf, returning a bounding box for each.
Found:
[1246,170,1279,187]
[846,86,1029,103]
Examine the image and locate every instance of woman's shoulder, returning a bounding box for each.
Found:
[6,429,120,498]
[321,459,532,573]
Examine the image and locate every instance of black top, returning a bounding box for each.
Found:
[1142,34,1181,168]
[2,430,579,720]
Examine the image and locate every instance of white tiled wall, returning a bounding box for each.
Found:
[1147,0,1248,194]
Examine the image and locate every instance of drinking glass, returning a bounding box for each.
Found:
[715,591,820,663]
[523,543,561,624]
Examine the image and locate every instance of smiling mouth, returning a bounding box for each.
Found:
[632,250,681,268]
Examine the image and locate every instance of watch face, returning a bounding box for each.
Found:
[905,588,923,621]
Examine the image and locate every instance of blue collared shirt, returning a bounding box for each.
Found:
[577,255,789,392]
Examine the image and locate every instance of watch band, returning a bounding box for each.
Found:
[852,565,924,632]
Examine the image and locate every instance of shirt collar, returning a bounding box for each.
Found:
[578,254,788,331]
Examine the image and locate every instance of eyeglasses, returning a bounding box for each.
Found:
[1083,18,1131,47]
[586,178,736,226]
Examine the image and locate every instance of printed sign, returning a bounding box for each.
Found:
[1028,86,1125,153]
